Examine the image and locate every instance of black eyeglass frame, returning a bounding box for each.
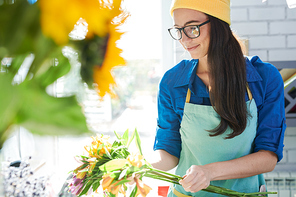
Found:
[168,20,210,40]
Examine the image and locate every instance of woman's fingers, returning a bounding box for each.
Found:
[179,165,210,193]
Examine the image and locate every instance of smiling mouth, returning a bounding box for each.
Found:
[186,44,200,51]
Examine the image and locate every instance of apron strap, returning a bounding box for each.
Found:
[246,83,253,100]
[185,84,253,104]
[172,187,192,197]
[185,89,191,103]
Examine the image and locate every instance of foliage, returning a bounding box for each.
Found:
[0,0,126,148]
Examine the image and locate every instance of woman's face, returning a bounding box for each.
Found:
[173,8,210,60]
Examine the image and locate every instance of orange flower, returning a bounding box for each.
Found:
[102,174,125,197]
[76,171,87,179]
[109,180,121,196]
[101,174,115,191]
[88,160,97,174]
[127,153,145,168]
[84,134,112,158]
[73,162,88,173]
[135,177,152,197]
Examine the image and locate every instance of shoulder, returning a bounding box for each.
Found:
[246,56,282,83]
[160,59,197,88]
[246,56,284,106]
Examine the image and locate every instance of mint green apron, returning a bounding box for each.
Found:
[169,86,265,197]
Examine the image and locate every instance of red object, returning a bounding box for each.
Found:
[158,186,169,197]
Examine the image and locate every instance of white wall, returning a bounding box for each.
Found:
[231,0,296,61]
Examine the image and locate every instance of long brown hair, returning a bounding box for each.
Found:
[206,15,249,139]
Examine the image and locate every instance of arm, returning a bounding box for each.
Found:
[180,150,277,193]
[150,150,179,171]
[153,72,182,169]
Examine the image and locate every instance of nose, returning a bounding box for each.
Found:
[180,30,191,44]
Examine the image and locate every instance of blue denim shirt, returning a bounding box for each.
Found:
[153,56,286,161]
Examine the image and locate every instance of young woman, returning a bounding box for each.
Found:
[151,0,286,196]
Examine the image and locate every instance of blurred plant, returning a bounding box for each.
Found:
[0,0,127,148]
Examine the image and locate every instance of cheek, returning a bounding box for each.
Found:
[179,41,187,50]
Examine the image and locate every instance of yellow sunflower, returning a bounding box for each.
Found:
[93,23,125,97]
[38,0,83,45]
[93,4,127,97]
[38,0,114,45]
[39,0,127,98]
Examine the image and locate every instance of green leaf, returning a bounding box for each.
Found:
[118,168,128,180]
[80,156,90,160]
[114,130,121,140]
[122,129,129,146]
[99,159,128,172]
[104,146,113,159]
[111,145,128,155]
[8,53,29,76]
[0,1,41,56]
[127,129,136,148]
[35,51,71,88]
[134,128,143,155]
[0,74,22,147]
[15,81,91,136]
[78,179,93,197]
[130,186,138,197]
[74,163,89,172]
[116,179,131,186]
[107,193,116,197]
[92,179,101,192]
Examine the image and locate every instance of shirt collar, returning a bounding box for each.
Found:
[246,56,263,82]
[173,59,198,88]
[173,59,206,96]
[173,57,262,95]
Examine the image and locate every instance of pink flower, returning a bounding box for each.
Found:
[68,175,85,195]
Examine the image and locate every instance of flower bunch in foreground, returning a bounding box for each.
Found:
[68,129,277,197]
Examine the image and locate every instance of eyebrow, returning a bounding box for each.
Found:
[174,20,202,27]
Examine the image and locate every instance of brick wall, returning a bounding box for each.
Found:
[276,127,296,171]
[231,0,296,61]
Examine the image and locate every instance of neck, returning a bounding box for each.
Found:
[197,56,209,74]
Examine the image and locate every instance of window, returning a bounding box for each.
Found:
[1,0,169,194]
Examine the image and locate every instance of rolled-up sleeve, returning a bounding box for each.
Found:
[254,65,286,161]
[153,77,182,158]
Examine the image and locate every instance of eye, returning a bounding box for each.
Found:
[190,26,199,36]
[185,26,199,37]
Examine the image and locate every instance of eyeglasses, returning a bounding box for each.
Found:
[168,20,210,40]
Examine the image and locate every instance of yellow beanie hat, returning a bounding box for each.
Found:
[170,0,231,25]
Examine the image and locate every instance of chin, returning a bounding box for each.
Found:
[189,52,207,60]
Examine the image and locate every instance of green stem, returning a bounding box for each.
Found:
[144,174,179,185]
[243,191,278,195]
[144,168,277,197]
[148,167,183,180]
[147,171,180,182]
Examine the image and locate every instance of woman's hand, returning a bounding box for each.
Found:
[179,165,211,193]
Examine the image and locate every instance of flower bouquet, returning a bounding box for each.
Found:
[68,129,277,197]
